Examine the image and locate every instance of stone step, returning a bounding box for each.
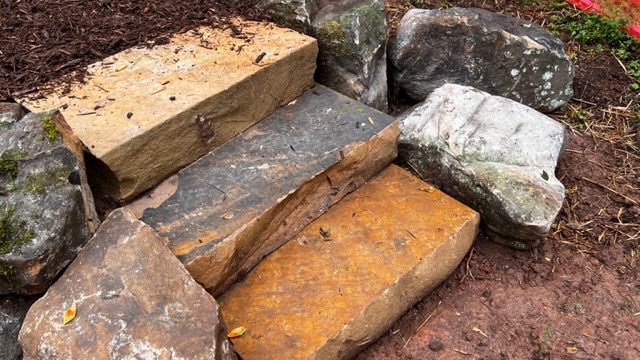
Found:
[22,21,318,203]
[219,165,480,360]
[126,84,399,296]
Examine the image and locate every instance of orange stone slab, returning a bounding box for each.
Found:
[22,22,317,203]
[220,165,480,360]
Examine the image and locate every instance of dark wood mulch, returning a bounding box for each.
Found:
[0,0,262,101]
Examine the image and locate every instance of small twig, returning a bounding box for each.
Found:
[582,177,639,205]
[404,301,441,348]
[452,348,472,356]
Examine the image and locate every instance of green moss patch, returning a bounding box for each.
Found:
[0,149,28,180]
[18,167,69,194]
[0,206,35,256]
[40,112,60,143]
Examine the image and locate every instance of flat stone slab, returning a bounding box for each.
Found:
[219,165,479,360]
[19,209,237,360]
[22,22,318,203]
[127,85,399,295]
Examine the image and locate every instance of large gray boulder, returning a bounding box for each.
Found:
[390,8,574,112]
[259,0,388,110]
[1,296,35,360]
[399,84,566,249]
[19,209,237,360]
[0,110,99,295]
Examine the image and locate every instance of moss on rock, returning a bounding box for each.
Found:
[0,206,35,256]
[18,167,69,194]
[40,112,59,143]
[0,150,27,180]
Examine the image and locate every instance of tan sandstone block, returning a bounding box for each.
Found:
[220,165,480,360]
[23,22,318,203]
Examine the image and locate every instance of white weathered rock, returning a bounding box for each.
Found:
[399,84,566,249]
[390,8,574,112]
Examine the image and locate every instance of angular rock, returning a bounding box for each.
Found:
[127,85,399,296]
[22,22,318,203]
[1,111,99,295]
[1,296,36,360]
[220,165,479,360]
[19,209,237,360]
[0,103,23,125]
[399,84,566,249]
[390,8,574,112]
[260,0,388,110]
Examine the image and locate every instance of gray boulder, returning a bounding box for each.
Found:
[0,103,23,125]
[0,111,99,295]
[19,209,237,360]
[259,0,388,110]
[1,296,35,360]
[399,84,566,249]
[390,8,574,112]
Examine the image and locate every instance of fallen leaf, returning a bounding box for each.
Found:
[368,117,375,125]
[63,303,77,325]
[228,326,247,338]
[222,212,234,220]
[115,63,128,72]
[419,186,435,193]
[566,347,578,354]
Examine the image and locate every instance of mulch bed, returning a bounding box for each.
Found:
[0,0,263,101]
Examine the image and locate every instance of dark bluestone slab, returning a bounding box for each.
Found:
[128,84,399,295]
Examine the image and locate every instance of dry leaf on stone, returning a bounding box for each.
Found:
[228,326,247,338]
[566,347,578,354]
[419,186,435,193]
[319,227,332,240]
[63,303,77,325]
[222,212,234,220]
[368,117,375,125]
[115,64,128,72]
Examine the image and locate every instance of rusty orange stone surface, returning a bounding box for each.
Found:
[220,165,480,360]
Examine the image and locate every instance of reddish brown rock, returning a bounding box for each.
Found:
[19,209,236,360]
[129,85,399,296]
[220,165,480,360]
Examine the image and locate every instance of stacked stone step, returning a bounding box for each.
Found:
[10,18,481,360]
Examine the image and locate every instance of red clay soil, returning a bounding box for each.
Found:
[362,1,640,359]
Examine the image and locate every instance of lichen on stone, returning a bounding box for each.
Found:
[40,112,59,143]
[0,150,27,180]
[18,166,69,194]
[0,206,35,256]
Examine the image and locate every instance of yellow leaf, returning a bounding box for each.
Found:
[566,347,578,354]
[222,212,234,220]
[368,117,375,125]
[115,63,128,72]
[63,303,77,325]
[228,326,247,338]
[419,186,435,193]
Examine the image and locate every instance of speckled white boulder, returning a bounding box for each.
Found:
[400,84,566,249]
[390,8,575,112]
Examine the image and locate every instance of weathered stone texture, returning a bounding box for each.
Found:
[260,0,388,110]
[390,8,574,112]
[128,85,398,296]
[220,165,479,360]
[23,22,318,203]
[19,209,237,360]
[1,111,99,295]
[1,296,36,360]
[400,84,566,249]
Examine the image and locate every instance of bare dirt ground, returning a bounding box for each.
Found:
[359,1,640,358]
